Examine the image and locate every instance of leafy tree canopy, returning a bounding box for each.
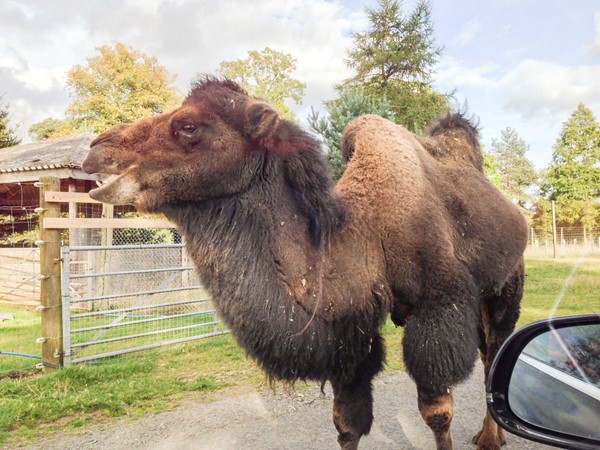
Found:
[482,150,505,194]
[65,42,181,134]
[218,47,306,120]
[28,118,73,141]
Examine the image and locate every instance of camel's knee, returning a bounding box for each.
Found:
[418,389,454,450]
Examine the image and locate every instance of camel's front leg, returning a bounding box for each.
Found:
[330,333,385,450]
[331,383,371,450]
[418,387,454,450]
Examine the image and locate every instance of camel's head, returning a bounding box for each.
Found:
[82,77,313,212]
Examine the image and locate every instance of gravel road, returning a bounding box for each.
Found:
[12,362,555,450]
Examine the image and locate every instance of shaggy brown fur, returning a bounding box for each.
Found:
[82,76,528,450]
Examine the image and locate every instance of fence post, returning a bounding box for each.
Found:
[38,176,64,371]
[551,200,557,259]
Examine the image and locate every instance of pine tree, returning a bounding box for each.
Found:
[0,100,21,148]
[341,0,449,133]
[490,127,537,207]
[308,90,393,180]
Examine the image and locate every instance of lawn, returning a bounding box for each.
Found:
[519,255,600,324]
[1,255,599,445]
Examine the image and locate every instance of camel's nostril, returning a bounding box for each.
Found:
[90,124,131,147]
[90,133,113,148]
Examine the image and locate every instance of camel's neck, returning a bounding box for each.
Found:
[161,182,325,325]
[159,175,387,383]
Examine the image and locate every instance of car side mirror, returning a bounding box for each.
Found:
[487,314,600,450]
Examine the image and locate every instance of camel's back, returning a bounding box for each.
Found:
[337,115,429,219]
[337,114,528,292]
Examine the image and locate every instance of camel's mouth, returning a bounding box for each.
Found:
[89,173,122,198]
[87,168,141,205]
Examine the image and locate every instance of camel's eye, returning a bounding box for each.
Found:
[181,123,197,134]
[173,120,199,138]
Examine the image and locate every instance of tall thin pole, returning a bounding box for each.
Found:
[551,200,558,259]
[38,176,64,370]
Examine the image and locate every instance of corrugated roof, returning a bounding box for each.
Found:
[0,133,95,173]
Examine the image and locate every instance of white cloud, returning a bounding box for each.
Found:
[588,11,600,57]
[0,0,366,142]
[436,56,497,90]
[498,59,600,119]
[434,57,600,169]
[437,56,600,122]
[452,16,482,47]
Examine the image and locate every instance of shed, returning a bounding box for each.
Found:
[0,133,99,211]
[0,134,100,304]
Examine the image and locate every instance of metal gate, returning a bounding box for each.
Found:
[61,243,228,365]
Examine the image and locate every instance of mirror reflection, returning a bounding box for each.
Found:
[508,324,600,441]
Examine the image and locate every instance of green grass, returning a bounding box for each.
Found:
[518,255,600,325]
[1,255,599,445]
[0,304,41,374]
[0,335,263,445]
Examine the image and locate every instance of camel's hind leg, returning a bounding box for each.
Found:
[330,334,385,450]
[473,259,524,450]
[417,387,454,450]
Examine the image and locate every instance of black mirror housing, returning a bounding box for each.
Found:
[487,314,600,450]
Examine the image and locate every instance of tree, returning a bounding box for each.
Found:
[29,118,72,141]
[65,42,181,134]
[490,127,537,207]
[0,99,21,148]
[308,89,393,180]
[482,150,505,193]
[218,47,306,121]
[543,103,600,226]
[342,0,449,133]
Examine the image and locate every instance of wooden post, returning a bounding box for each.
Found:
[530,227,534,246]
[97,203,114,309]
[68,179,77,245]
[551,200,557,259]
[101,203,114,247]
[38,177,64,370]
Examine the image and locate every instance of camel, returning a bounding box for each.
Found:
[82,76,528,450]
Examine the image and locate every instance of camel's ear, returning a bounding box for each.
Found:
[244,102,313,154]
[244,102,280,143]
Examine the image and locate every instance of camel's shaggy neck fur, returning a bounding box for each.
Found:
[162,147,387,384]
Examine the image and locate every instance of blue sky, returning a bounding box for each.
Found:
[1,0,599,170]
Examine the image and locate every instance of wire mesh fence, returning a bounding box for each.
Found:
[62,243,228,365]
[526,227,600,257]
[0,244,40,306]
[2,209,599,372]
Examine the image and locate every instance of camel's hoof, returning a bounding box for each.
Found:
[339,440,359,450]
[472,429,506,450]
[337,433,360,450]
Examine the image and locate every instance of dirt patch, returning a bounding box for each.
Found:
[0,369,41,381]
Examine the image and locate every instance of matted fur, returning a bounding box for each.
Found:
[82,77,528,450]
